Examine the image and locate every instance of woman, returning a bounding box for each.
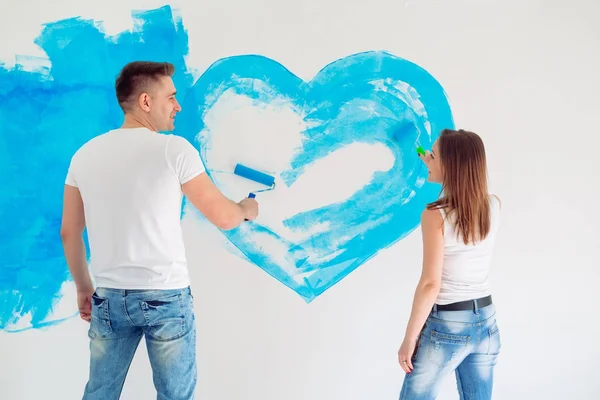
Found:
[397,129,502,399]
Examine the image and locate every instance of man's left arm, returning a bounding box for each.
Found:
[60,184,94,322]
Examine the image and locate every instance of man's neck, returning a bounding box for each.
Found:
[120,114,156,132]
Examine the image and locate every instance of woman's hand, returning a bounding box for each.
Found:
[398,336,417,374]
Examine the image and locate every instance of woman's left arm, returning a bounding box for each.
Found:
[398,208,445,373]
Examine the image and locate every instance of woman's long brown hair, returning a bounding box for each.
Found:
[427,129,491,245]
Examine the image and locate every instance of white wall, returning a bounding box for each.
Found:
[2,0,600,399]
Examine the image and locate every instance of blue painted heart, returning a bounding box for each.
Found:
[176,51,454,302]
[0,6,453,332]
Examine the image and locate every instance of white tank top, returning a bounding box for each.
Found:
[435,195,501,305]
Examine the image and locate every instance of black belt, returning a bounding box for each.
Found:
[435,295,492,311]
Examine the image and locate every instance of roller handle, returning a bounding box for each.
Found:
[244,192,256,221]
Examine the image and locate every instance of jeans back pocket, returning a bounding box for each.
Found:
[89,293,113,339]
[141,293,187,341]
[428,329,470,367]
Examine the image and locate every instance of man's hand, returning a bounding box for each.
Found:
[239,197,259,221]
[77,290,94,323]
[61,184,95,321]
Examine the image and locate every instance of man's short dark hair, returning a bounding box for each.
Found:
[115,61,175,111]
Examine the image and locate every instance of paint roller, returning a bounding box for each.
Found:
[233,164,276,198]
[233,164,276,220]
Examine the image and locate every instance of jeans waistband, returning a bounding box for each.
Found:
[95,286,191,296]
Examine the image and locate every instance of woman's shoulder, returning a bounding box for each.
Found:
[422,205,444,219]
[421,206,445,232]
[490,194,502,210]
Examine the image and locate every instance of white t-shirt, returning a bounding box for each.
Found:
[65,127,205,289]
[435,195,501,305]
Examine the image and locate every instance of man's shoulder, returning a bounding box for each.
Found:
[69,130,123,164]
[164,134,197,154]
[164,133,190,145]
[72,131,108,153]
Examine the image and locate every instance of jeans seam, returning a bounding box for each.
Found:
[456,365,465,400]
[180,293,185,336]
[123,296,136,325]
[103,300,110,322]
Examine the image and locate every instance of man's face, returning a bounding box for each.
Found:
[147,75,181,131]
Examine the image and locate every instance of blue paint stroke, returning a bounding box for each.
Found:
[176,52,454,303]
[0,6,195,331]
[0,5,454,332]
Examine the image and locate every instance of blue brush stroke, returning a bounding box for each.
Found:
[0,6,195,331]
[176,53,454,302]
[0,5,453,331]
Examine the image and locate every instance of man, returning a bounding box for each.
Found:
[60,61,258,399]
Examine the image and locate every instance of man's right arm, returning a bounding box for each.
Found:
[182,173,258,230]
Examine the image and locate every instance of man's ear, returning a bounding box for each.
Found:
[138,92,151,112]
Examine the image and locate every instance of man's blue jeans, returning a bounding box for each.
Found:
[82,286,196,400]
[400,302,501,400]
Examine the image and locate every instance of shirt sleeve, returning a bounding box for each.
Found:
[65,157,78,187]
[166,135,206,184]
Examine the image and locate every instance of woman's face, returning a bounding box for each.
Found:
[421,140,443,183]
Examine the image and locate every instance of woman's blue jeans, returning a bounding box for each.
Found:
[400,301,501,400]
